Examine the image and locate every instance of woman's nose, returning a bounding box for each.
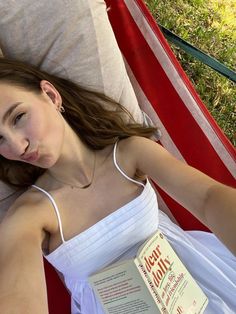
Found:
[8,135,29,157]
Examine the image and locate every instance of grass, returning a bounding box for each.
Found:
[145,0,236,146]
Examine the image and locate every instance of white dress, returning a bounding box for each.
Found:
[32,142,236,314]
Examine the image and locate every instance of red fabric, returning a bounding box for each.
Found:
[105,0,236,229]
[44,259,71,313]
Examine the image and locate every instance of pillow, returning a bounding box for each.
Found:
[0,0,145,208]
[0,0,144,122]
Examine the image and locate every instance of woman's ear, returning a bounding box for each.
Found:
[40,80,62,108]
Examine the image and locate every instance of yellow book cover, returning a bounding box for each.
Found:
[89,230,208,314]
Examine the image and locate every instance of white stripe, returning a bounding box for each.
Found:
[124,60,186,163]
[31,185,66,243]
[124,0,236,178]
[120,63,185,223]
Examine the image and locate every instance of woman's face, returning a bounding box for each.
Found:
[0,80,65,168]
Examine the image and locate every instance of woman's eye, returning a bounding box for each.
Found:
[14,113,25,125]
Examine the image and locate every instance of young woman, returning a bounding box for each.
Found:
[0,58,235,314]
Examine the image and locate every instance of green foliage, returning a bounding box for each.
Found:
[145,0,236,146]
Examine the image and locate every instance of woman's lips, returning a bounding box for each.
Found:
[21,150,39,162]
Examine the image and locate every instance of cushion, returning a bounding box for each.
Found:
[0,1,142,118]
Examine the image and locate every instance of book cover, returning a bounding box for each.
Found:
[89,230,208,314]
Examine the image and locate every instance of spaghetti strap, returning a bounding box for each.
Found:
[31,184,66,244]
[113,141,145,187]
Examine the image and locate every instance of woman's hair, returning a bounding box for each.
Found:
[0,57,157,188]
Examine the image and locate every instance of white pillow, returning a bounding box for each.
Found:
[0,0,143,122]
[0,0,145,208]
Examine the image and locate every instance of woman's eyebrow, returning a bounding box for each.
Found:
[2,102,22,124]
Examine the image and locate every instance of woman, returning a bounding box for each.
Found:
[0,58,235,314]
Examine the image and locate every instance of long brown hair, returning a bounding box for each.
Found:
[0,57,157,188]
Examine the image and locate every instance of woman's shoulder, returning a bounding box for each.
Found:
[116,136,152,177]
[2,187,57,244]
[118,136,153,159]
[119,136,152,148]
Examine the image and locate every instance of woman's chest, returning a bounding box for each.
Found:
[44,182,159,273]
[47,177,143,254]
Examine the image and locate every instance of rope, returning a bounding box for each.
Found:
[159,24,236,84]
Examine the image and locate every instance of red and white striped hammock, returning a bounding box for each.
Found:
[45,1,236,312]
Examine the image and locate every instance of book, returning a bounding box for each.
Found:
[89,230,208,314]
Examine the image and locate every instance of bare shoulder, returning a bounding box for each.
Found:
[0,188,56,247]
[117,136,157,177]
[118,136,148,151]
[116,136,144,165]
[118,136,158,161]
[119,136,156,150]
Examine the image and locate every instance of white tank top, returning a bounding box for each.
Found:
[32,141,148,247]
[31,141,159,313]
[32,141,236,313]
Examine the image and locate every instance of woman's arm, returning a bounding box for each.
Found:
[0,203,49,314]
[126,136,236,255]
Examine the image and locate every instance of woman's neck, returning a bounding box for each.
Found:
[46,124,95,188]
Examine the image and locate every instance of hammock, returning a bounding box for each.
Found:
[45,1,236,313]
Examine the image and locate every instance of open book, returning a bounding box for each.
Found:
[89,230,208,314]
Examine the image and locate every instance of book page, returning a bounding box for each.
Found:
[89,259,161,314]
[137,231,208,313]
